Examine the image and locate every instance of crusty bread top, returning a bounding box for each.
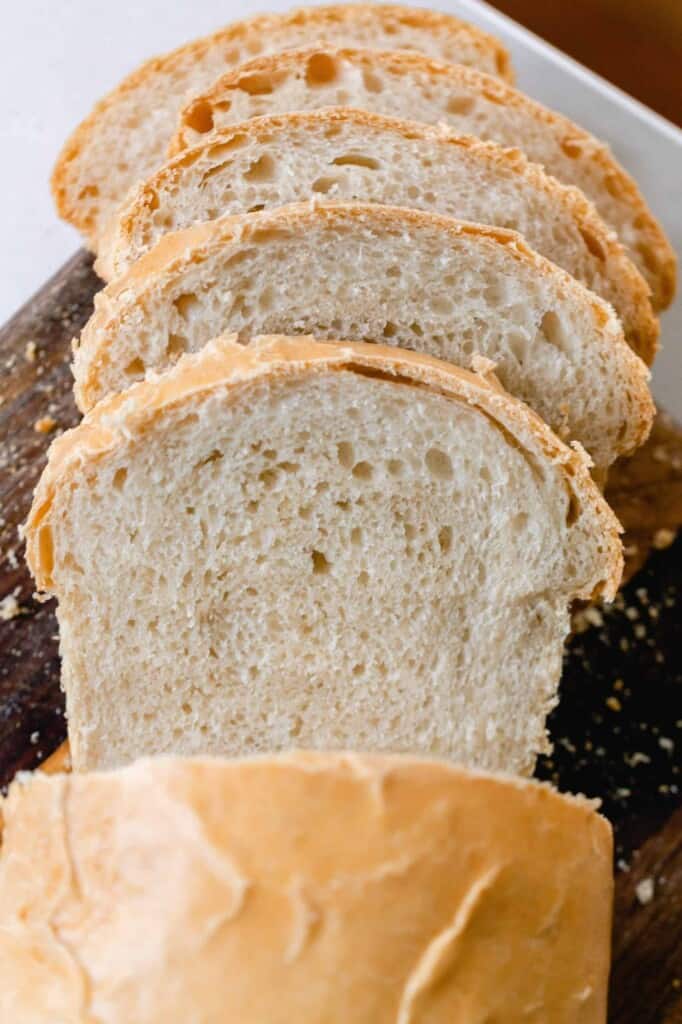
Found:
[26,334,623,600]
[169,45,674,315]
[51,4,511,245]
[0,751,612,1023]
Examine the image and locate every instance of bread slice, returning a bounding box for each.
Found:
[95,111,664,332]
[0,752,613,1023]
[51,5,510,248]
[76,202,653,470]
[171,46,675,314]
[26,336,622,773]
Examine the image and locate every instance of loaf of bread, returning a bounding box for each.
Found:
[76,202,653,470]
[51,4,510,247]
[171,46,674,313]
[0,752,613,1023]
[26,336,622,773]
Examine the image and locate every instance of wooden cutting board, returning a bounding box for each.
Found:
[0,252,681,1023]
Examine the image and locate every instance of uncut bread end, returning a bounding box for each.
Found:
[0,752,613,1023]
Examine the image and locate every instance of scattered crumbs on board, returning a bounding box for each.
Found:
[635,877,655,905]
[34,415,57,434]
[537,533,681,860]
[0,589,23,621]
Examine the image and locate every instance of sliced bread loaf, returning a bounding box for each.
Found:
[171,47,675,313]
[26,336,622,773]
[51,4,510,247]
[0,752,613,1024]
[76,202,653,470]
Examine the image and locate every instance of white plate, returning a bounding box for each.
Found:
[446,0,682,416]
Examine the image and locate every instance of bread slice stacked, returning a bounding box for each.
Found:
[9,2,677,1017]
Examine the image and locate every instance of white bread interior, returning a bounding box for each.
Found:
[171,46,674,316]
[26,337,622,774]
[51,4,510,246]
[77,202,653,471]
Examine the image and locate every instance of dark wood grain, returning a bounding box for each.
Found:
[490,0,682,126]
[0,251,97,779]
[0,252,681,1022]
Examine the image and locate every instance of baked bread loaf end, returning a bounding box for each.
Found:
[0,752,613,1023]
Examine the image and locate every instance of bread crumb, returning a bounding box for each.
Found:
[653,528,676,550]
[659,737,674,753]
[34,416,57,434]
[606,696,622,712]
[25,341,37,362]
[635,877,654,905]
[0,591,22,621]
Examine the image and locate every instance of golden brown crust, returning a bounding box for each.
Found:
[27,333,623,599]
[51,4,511,245]
[0,751,612,1023]
[170,46,674,315]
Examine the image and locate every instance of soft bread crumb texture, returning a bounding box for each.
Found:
[79,203,653,470]
[100,108,641,291]
[30,338,622,774]
[0,753,613,1024]
[51,4,510,246]
[170,47,673,315]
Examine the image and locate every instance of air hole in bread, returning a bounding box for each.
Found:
[305,52,340,86]
[540,311,568,353]
[410,322,424,337]
[362,69,384,93]
[196,449,224,469]
[247,204,266,213]
[332,154,380,170]
[337,442,354,468]
[258,285,275,312]
[352,461,374,481]
[438,525,453,553]
[311,176,339,194]
[112,467,127,491]
[124,357,145,377]
[425,448,453,480]
[566,490,581,527]
[357,571,369,586]
[208,135,248,160]
[383,322,397,338]
[447,95,476,115]
[243,153,276,183]
[183,100,215,135]
[431,295,454,315]
[311,549,331,574]
[350,526,363,546]
[166,334,186,361]
[259,468,278,489]
[386,267,400,279]
[235,71,279,96]
[579,227,607,261]
[387,459,404,477]
[561,138,583,159]
[173,293,201,322]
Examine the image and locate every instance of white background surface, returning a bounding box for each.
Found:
[2,0,681,410]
